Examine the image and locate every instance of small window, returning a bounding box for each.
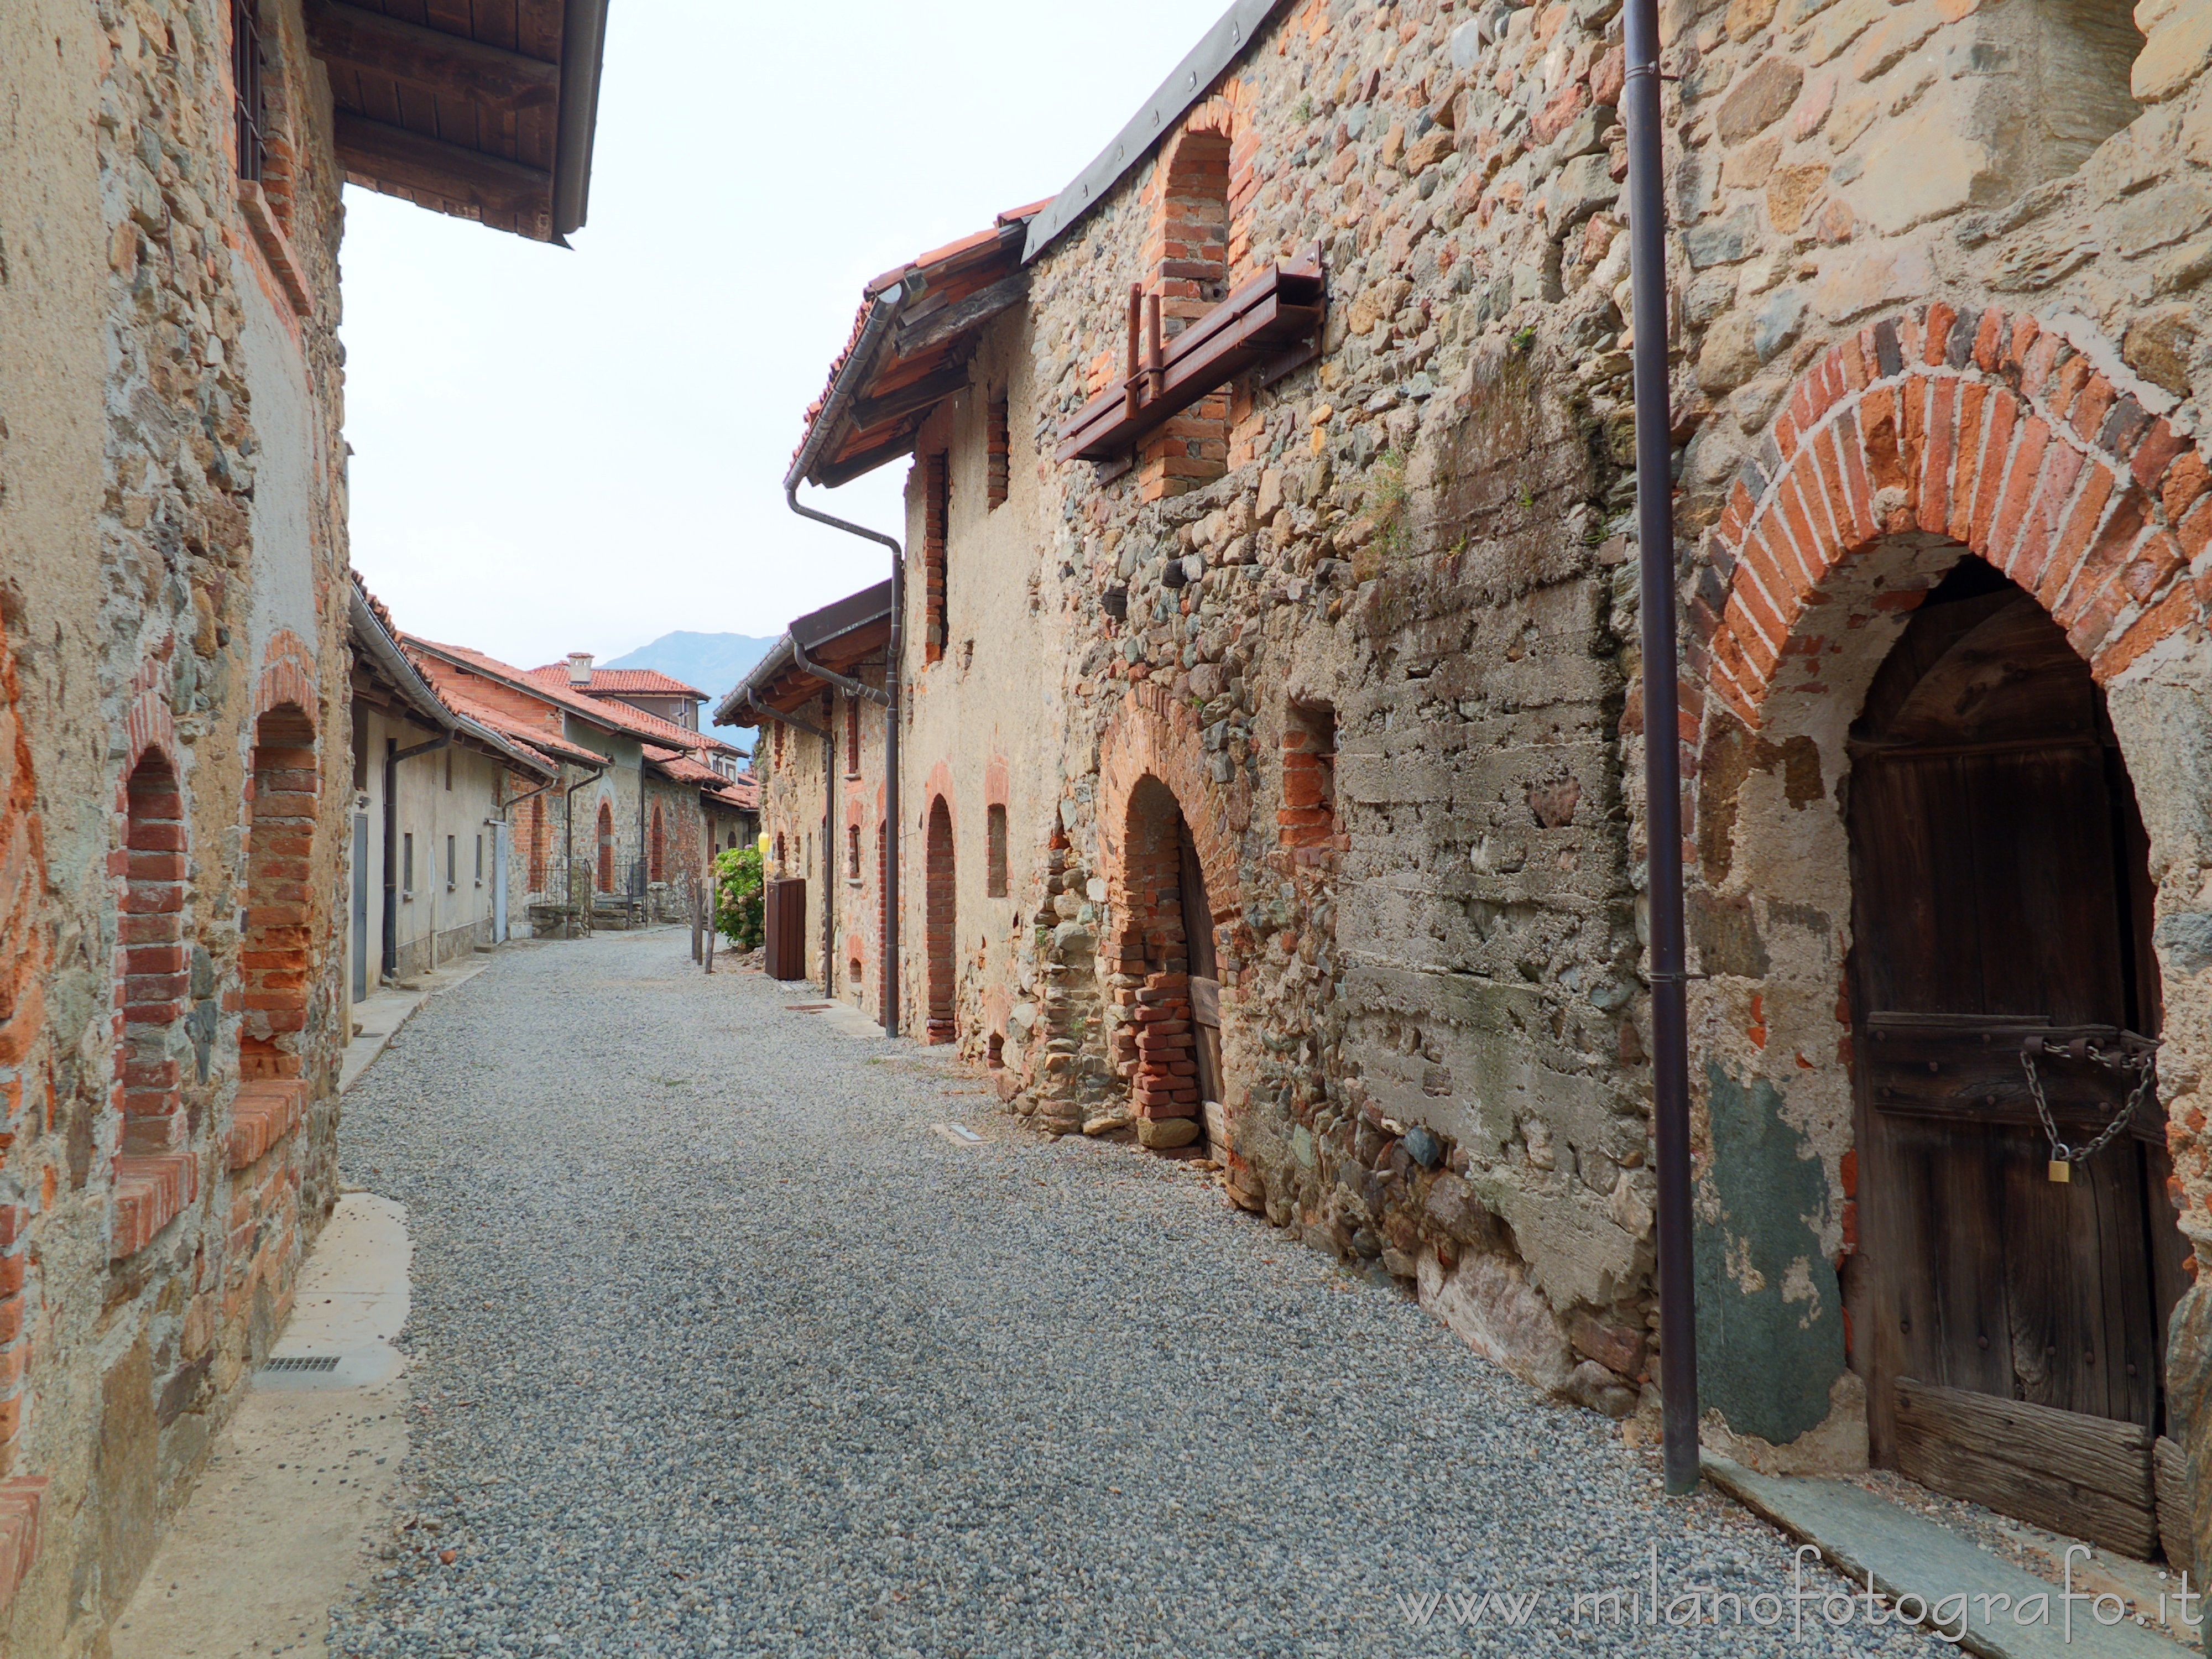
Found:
[232,0,267,182]
[352,706,371,792]
[444,748,452,791]
[402,832,414,896]
[1281,700,1337,848]
[446,834,457,890]
[475,834,484,884]
[846,697,860,776]
[847,822,861,881]
[987,393,1010,510]
[985,804,1008,898]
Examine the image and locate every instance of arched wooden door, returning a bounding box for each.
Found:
[924,797,954,1044]
[1177,815,1223,1109]
[1846,561,2185,1555]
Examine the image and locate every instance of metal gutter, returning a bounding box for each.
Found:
[1624,0,1698,1496]
[716,638,795,729]
[790,641,888,707]
[1020,0,1291,265]
[550,0,609,240]
[787,279,916,494]
[348,587,552,779]
[350,585,456,734]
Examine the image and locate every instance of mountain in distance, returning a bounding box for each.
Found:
[604,632,776,756]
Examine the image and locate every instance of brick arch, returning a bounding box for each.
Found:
[254,629,317,722]
[1694,303,2210,742]
[1098,683,1244,1140]
[1098,681,1239,928]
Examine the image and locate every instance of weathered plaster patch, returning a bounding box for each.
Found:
[1695,1061,1843,1446]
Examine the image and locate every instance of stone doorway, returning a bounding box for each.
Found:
[1844,559,2187,1555]
[924,795,954,1044]
[1114,776,1217,1152]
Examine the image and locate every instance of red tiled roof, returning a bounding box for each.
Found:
[796,201,1046,480]
[444,686,611,769]
[349,575,554,779]
[404,634,742,758]
[526,665,708,700]
[710,774,760,812]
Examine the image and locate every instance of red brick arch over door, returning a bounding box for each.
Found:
[1677,304,2212,1503]
[1692,304,2210,736]
[1098,682,1246,1140]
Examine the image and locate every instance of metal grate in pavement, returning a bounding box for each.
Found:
[263,1355,340,1373]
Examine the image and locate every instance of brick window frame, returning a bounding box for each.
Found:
[985,802,1008,899]
[921,452,950,665]
[986,392,1010,510]
[1140,121,1234,496]
[1279,700,1337,849]
[241,707,316,1081]
[924,795,956,1044]
[119,752,189,1147]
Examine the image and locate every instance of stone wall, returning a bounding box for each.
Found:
[850,0,2212,1519]
[0,0,355,1646]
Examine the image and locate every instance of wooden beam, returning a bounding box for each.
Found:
[815,432,919,490]
[307,0,559,111]
[844,362,972,434]
[892,273,1029,359]
[333,111,551,222]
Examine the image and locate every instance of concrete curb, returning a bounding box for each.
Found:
[1704,1452,2192,1657]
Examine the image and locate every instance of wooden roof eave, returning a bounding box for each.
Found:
[310,0,609,242]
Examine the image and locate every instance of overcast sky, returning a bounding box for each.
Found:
[338,0,1222,670]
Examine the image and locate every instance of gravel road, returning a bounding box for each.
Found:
[328,928,1943,1657]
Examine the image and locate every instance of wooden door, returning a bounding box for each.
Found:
[1847,571,2185,1554]
[1178,820,1224,1110]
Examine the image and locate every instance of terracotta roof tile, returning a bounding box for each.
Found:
[404,634,741,758]
[525,665,709,700]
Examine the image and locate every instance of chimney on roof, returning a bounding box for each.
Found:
[566,652,593,687]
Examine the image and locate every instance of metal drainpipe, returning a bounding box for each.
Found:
[786,489,904,1039]
[793,642,894,1010]
[1625,0,1698,1496]
[383,732,450,981]
[564,765,604,938]
[637,743,649,922]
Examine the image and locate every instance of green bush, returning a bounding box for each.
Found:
[714,845,764,950]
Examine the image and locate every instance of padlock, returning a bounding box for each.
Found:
[2049,1157,2072,1184]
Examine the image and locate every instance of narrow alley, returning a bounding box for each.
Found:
[324,930,1936,1657]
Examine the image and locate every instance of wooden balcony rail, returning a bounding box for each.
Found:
[1055,249,1325,465]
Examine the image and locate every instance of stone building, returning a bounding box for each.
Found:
[347,583,561,984]
[407,637,749,930]
[760,0,2212,1571]
[722,583,897,1005]
[0,0,608,1645]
